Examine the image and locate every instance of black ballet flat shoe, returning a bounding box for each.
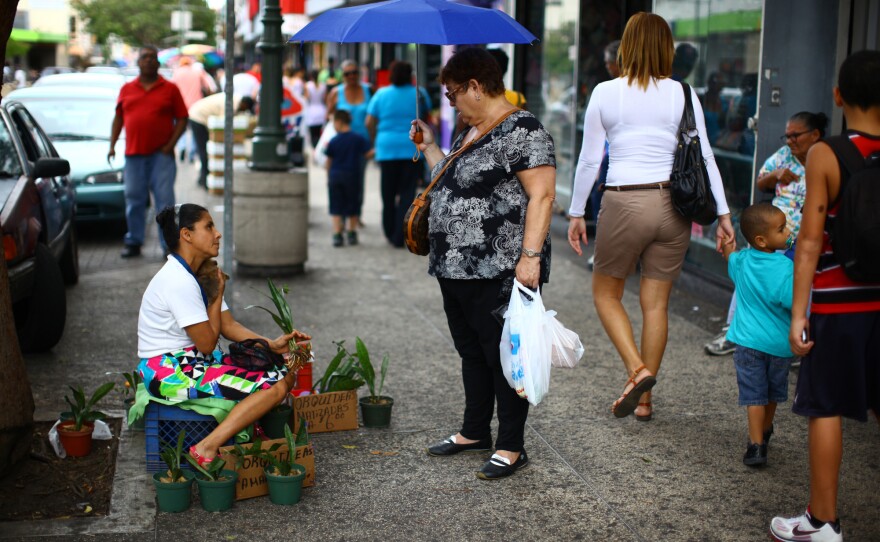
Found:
[426,435,492,456]
[476,450,529,480]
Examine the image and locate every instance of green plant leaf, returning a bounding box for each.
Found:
[85,381,115,410]
[378,354,389,398]
[295,416,309,446]
[354,337,376,397]
[244,304,287,331]
[325,375,365,392]
[314,347,347,392]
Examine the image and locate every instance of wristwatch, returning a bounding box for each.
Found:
[522,247,542,258]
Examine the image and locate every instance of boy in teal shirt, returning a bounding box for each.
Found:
[723,203,794,467]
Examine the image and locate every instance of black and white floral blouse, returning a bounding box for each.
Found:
[427,110,556,283]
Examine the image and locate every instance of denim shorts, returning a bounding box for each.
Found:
[733,346,794,406]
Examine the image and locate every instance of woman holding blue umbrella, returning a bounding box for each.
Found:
[413,48,556,480]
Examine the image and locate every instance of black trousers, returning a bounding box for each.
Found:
[438,277,529,452]
[189,120,209,187]
[379,160,422,247]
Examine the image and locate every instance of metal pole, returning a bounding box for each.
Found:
[222,0,234,274]
[250,0,289,171]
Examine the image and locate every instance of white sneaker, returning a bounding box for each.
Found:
[770,509,842,541]
[704,326,736,356]
[587,255,595,271]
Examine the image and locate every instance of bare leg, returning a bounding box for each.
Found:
[808,416,842,522]
[593,272,656,412]
[764,402,778,433]
[636,277,673,416]
[193,371,297,460]
[592,272,643,373]
[747,405,766,444]
[345,216,358,232]
[331,215,344,234]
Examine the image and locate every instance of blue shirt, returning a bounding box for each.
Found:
[727,249,794,358]
[366,85,431,161]
[326,131,370,177]
[336,83,372,141]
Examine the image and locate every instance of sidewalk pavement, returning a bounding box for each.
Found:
[12,158,879,541]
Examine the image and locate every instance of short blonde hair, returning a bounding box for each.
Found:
[619,12,674,90]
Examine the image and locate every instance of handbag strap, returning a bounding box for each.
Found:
[678,82,697,135]
[417,108,520,202]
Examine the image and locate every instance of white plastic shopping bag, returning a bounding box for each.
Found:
[48,419,113,458]
[312,120,337,168]
[545,310,584,368]
[500,279,552,406]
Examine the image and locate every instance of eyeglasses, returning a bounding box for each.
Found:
[343,70,358,76]
[780,129,813,141]
[444,83,468,104]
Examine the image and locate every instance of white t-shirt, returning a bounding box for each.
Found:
[232,72,260,99]
[568,77,729,217]
[138,256,228,358]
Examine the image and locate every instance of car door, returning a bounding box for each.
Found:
[7,103,69,253]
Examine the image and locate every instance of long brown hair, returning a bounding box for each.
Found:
[619,12,674,90]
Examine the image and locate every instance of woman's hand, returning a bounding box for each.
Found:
[567,216,588,256]
[789,314,813,356]
[213,266,227,305]
[515,255,541,289]
[267,329,312,354]
[775,168,799,186]
[715,214,736,253]
[410,119,435,151]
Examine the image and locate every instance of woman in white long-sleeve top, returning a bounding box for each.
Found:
[567,12,736,421]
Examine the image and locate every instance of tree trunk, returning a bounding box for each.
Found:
[0,0,35,477]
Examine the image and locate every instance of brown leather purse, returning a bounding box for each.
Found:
[403,110,519,256]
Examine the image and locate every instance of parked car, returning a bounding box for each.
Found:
[6,85,126,223]
[0,101,77,352]
[39,66,75,78]
[33,72,126,91]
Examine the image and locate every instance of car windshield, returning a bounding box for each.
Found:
[18,97,117,140]
[0,120,24,178]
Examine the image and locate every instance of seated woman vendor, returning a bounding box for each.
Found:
[137,203,310,466]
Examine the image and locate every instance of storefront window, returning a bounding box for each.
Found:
[654,0,762,279]
[521,0,579,210]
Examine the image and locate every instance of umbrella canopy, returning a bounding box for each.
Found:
[289,0,537,45]
[158,45,224,69]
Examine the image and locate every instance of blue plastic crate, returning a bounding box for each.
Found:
[144,402,232,473]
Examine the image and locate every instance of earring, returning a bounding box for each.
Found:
[475,93,481,101]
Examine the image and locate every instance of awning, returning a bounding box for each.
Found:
[10,28,68,44]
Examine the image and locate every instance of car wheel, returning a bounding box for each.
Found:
[16,244,67,353]
[60,227,79,285]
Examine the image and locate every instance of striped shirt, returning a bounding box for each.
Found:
[811,131,880,314]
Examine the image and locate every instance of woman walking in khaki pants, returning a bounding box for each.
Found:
[567,13,736,421]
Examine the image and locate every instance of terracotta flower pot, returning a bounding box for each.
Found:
[58,421,94,457]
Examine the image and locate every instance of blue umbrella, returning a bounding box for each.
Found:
[289,0,538,46]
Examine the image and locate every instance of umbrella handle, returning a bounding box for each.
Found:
[412,125,423,162]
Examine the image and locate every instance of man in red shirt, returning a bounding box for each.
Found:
[108,46,188,258]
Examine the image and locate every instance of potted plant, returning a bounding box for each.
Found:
[311,340,365,394]
[246,278,312,373]
[259,395,293,439]
[185,452,237,512]
[351,337,393,428]
[152,431,195,513]
[59,381,115,457]
[258,422,309,506]
[121,371,144,431]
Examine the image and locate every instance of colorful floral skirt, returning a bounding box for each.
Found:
[138,347,288,402]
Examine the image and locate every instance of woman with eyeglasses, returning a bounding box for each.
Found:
[704,111,828,357]
[133,203,311,468]
[326,59,372,141]
[410,47,556,480]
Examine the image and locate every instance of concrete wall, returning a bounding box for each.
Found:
[752,0,839,201]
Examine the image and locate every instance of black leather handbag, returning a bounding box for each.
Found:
[227,338,285,372]
[669,82,718,226]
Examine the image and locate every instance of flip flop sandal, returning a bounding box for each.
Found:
[635,401,653,422]
[189,445,214,468]
[612,365,657,418]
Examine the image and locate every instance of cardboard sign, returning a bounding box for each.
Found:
[293,390,358,433]
[218,438,315,500]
